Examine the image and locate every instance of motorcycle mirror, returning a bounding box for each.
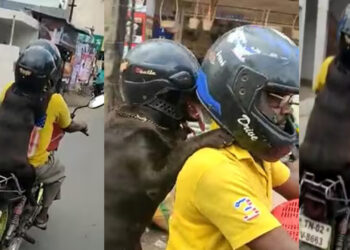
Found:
[89,94,104,109]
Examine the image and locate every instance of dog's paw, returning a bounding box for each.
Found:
[196,128,233,149]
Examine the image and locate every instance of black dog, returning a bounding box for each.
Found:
[300,61,350,190]
[0,85,49,191]
[105,105,231,250]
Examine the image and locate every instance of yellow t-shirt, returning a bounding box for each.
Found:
[167,144,290,250]
[313,56,335,93]
[0,83,71,167]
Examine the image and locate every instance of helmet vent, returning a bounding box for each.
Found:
[148,98,182,120]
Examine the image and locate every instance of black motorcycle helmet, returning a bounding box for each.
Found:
[337,4,350,64]
[121,39,200,122]
[15,39,62,94]
[197,25,299,161]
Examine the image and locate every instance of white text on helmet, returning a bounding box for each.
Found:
[135,67,156,76]
[237,114,258,141]
[216,50,226,67]
[19,67,32,76]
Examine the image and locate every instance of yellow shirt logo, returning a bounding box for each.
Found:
[234,197,260,221]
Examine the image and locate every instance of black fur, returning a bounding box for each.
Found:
[0,85,49,190]
[105,106,231,250]
[300,59,350,191]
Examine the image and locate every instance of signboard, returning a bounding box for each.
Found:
[94,35,104,52]
[125,12,146,44]
[145,16,154,40]
[128,0,147,13]
[7,0,68,9]
[38,18,79,51]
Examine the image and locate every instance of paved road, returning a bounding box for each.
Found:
[22,106,104,250]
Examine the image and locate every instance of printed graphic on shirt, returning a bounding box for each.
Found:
[234,197,260,222]
[28,115,47,158]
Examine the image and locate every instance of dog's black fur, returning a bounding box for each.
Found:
[300,59,350,190]
[105,105,231,250]
[0,85,48,191]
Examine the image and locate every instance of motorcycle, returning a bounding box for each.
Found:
[0,95,103,250]
[299,172,350,250]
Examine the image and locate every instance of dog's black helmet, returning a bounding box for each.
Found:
[15,39,62,94]
[121,39,200,121]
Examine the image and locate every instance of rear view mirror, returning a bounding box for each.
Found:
[89,94,104,109]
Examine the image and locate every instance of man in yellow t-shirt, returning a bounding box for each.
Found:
[0,40,88,230]
[167,26,299,250]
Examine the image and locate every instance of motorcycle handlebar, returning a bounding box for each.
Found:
[71,104,89,118]
[70,105,89,136]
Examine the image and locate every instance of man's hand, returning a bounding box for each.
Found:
[193,128,233,149]
[63,120,89,135]
[80,122,89,135]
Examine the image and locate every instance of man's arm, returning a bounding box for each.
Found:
[274,159,299,200]
[55,94,88,135]
[247,227,298,250]
[274,176,299,200]
[273,160,299,200]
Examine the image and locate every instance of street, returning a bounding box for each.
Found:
[22,106,104,250]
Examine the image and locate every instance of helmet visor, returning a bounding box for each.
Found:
[257,90,298,134]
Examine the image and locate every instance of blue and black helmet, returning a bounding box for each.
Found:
[197,25,299,161]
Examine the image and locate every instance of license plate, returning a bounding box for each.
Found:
[299,215,332,249]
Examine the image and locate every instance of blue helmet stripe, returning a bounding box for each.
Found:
[196,69,222,116]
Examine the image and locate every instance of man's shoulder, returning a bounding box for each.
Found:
[0,82,14,103]
[190,147,227,164]
[322,56,335,70]
[324,56,335,63]
[184,146,242,177]
[3,82,13,89]
[50,93,65,102]
[48,93,67,107]
[313,56,335,92]
[46,93,69,119]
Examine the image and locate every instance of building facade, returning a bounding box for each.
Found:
[300,0,350,86]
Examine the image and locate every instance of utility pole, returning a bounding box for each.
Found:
[128,0,135,50]
[105,0,128,111]
[68,0,77,22]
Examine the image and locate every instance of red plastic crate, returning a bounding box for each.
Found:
[271,199,299,242]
